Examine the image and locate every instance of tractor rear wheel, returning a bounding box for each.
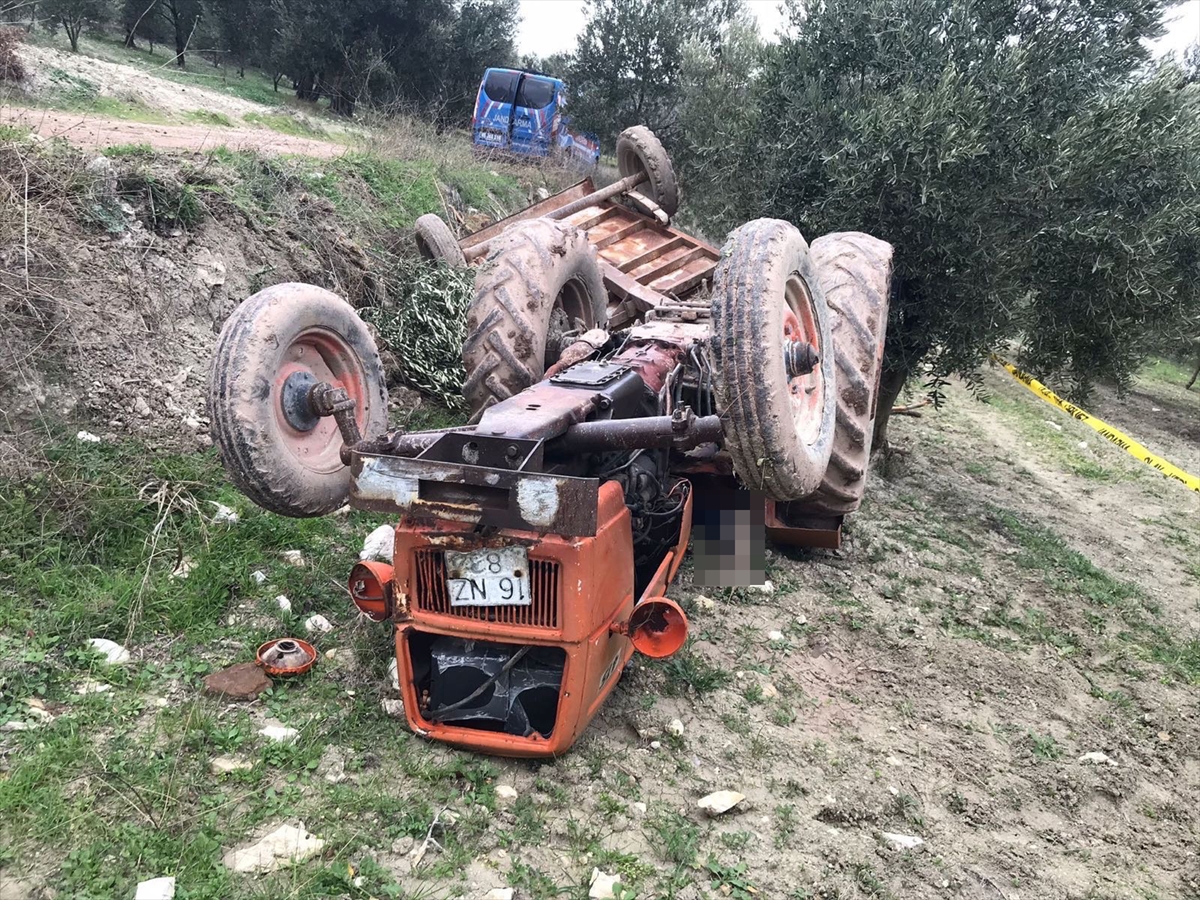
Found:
[414,214,466,267]
[616,126,679,218]
[794,232,894,515]
[462,219,608,420]
[711,219,837,500]
[208,283,388,517]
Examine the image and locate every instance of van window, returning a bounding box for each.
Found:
[483,70,519,104]
[516,77,557,110]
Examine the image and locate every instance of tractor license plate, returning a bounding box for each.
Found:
[445,547,532,607]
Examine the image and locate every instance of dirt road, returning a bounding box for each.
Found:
[1,106,346,158]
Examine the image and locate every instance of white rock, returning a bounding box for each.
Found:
[76,430,102,443]
[650,740,662,750]
[222,823,325,873]
[485,890,515,900]
[170,556,197,580]
[304,614,333,634]
[880,832,925,851]
[76,679,111,695]
[210,502,239,524]
[632,801,647,816]
[767,630,785,642]
[381,698,405,718]
[761,683,780,700]
[886,755,905,767]
[259,724,298,743]
[133,396,152,418]
[359,524,395,562]
[251,570,268,585]
[668,718,685,736]
[589,868,621,900]
[134,877,175,900]
[88,637,130,665]
[795,615,808,626]
[388,657,399,690]
[24,703,53,723]
[280,550,306,567]
[698,790,744,815]
[0,720,32,732]
[210,756,254,775]
[696,595,715,611]
[1045,421,1063,432]
[1079,751,1116,766]
[1078,441,1088,450]
[752,580,775,594]
[275,595,292,612]
[495,784,519,803]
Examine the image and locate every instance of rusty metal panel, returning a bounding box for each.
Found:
[350,451,600,536]
[461,178,595,254]
[650,257,718,296]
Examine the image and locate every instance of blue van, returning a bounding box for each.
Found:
[472,67,600,167]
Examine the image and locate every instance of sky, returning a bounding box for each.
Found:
[516,0,1200,60]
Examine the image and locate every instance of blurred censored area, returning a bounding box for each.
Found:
[691,479,766,587]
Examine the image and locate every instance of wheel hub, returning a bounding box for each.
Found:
[280,370,320,432]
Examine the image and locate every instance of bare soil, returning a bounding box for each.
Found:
[1,105,346,157]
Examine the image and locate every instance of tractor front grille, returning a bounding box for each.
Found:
[413,549,561,629]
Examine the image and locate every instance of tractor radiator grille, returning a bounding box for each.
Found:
[413,549,560,629]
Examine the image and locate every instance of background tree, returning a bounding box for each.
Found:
[159,0,200,67]
[682,0,1200,445]
[40,0,108,51]
[569,0,742,144]
[120,0,159,49]
[444,0,519,120]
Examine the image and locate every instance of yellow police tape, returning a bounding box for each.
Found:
[994,356,1200,494]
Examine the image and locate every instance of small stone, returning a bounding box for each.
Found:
[698,790,744,815]
[589,868,620,900]
[440,809,460,826]
[210,502,239,524]
[280,550,306,567]
[1045,421,1063,432]
[1078,441,1088,450]
[632,802,647,816]
[222,823,325,873]
[135,876,176,900]
[1078,751,1115,766]
[495,784,519,803]
[76,679,112,695]
[767,630,785,642]
[171,556,197,580]
[381,698,405,718]
[696,595,715,611]
[259,724,299,743]
[390,835,415,855]
[359,524,395,562]
[76,430,102,443]
[388,657,399,690]
[133,396,152,417]
[251,570,268,585]
[753,580,775,594]
[88,637,131,665]
[880,831,925,851]
[795,615,808,626]
[304,614,333,634]
[1158,731,1172,742]
[886,755,905,767]
[668,718,685,736]
[276,595,292,612]
[650,740,662,750]
[485,890,514,900]
[761,682,779,699]
[317,746,347,784]
[204,662,272,700]
[0,720,31,732]
[210,756,254,775]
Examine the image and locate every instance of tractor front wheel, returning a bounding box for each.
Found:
[616,126,679,218]
[710,219,837,500]
[208,283,388,517]
[414,214,466,267]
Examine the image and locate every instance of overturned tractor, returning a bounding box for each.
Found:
[209,126,893,757]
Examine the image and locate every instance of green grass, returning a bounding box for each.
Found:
[984,392,1123,482]
[184,109,235,127]
[244,111,328,138]
[1140,355,1197,389]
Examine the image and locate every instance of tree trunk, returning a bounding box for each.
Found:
[124,29,137,49]
[871,362,910,451]
[65,20,81,52]
[1187,355,1200,390]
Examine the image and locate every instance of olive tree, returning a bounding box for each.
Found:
[682,0,1200,446]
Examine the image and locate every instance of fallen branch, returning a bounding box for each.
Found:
[891,399,930,417]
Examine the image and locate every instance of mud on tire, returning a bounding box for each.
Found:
[711,219,837,500]
[616,126,679,218]
[462,219,608,420]
[414,214,466,267]
[791,232,894,515]
[209,283,388,518]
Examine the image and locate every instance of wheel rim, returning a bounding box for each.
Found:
[545,276,598,366]
[782,272,825,446]
[272,327,373,474]
[415,234,435,261]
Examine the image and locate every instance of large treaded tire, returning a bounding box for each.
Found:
[794,232,894,514]
[209,283,388,518]
[616,126,679,218]
[711,219,837,500]
[462,219,608,420]
[414,214,466,267]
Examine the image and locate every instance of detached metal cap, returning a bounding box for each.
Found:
[256,638,318,676]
